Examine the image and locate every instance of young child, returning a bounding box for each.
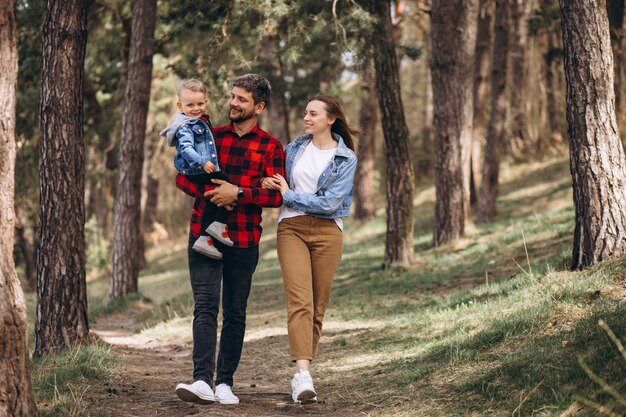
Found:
[160,79,233,259]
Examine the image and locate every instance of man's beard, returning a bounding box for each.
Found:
[229,106,254,123]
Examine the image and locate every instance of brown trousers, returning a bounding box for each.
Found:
[277,215,343,361]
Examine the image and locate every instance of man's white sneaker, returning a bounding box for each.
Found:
[291,370,317,403]
[175,380,215,404]
[215,383,240,405]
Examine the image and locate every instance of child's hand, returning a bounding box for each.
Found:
[224,204,235,211]
[204,161,216,173]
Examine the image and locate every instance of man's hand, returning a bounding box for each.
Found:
[205,179,238,207]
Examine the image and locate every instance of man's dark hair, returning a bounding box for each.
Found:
[233,74,271,108]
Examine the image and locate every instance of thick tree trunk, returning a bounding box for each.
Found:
[471,0,495,207]
[15,207,36,291]
[431,0,478,245]
[353,62,377,222]
[559,0,626,269]
[606,0,624,115]
[509,0,534,157]
[261,33,290,146]
[0,1,37,414]
[477,0,509,223]
[369,0,415,267]
[110,0,156,299]
[36,0,90,357]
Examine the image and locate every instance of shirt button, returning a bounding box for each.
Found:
[209,141,213,145]
[212,154,216,157]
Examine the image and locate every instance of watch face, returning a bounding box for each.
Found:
[238,188,244,199]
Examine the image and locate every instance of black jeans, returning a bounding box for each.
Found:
[186,171,231,231]
[187,234,259,387]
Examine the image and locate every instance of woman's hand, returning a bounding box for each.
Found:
[271,173,289,195]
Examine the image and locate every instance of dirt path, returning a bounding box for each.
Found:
[90,306,354,417]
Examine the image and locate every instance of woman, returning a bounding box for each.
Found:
[262,94,358,403]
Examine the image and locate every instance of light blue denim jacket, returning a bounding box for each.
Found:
[282,133,357,219]
[160,113,220,175]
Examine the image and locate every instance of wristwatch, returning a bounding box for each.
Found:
[237,187,244,200]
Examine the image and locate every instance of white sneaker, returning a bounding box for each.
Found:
[175,380,215,404]
[192,235,223,259]
[291,370,317,403]
[215,383,240,405]
[207,222,234,247]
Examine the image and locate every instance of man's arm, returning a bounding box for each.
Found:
[243,142,285,208]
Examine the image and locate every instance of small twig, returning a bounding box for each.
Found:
[578,357,626,408]
[511,379,543,416]
[573,395,622,417]
[512,257,529,276]
[599,320,626,363]
[521,228,532,275]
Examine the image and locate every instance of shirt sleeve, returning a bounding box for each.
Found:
[175,173,206,198]
[239,142,285,208]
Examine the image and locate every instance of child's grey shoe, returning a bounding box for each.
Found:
[192,236,223,259]
[207,222,234,247]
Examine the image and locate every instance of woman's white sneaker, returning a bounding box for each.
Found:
[291,370,317,403]
[175,380,215,404]
[215,383,240,405]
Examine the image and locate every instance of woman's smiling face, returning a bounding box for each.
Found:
[303,100,334,136]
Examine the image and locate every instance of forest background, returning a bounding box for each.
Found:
[2,0,626,416]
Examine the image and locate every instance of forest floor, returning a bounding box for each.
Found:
[30,157,626,417]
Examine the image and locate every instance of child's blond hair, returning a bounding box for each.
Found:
[176,79,207,96]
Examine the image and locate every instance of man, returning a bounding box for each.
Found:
[174,74,285,405]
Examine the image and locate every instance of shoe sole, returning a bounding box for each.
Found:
[216,398,240,405]
[176,387,215,404]
[295,389,317,404]
[191,245,223,260]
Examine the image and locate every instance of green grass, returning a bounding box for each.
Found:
[26,157,626,416]
[30,342,114,417]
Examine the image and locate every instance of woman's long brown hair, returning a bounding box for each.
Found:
[308,94,359,152]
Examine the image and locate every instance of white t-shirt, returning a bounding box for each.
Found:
[278,142,343,230]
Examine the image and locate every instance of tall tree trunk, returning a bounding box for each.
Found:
[368,0,415,267]
[471,0,495,207]
[0,1,37,413]
[36,0,90,357]
[110,0,156,299]
[559,0,626,269]
[509,0,534,157]
[431,0,478,245]
[477,0,510,223]
[606,0,624,115]
[353,62,377,222]
[15,207,36,291]
[261,32,290,146]
[420,64,434,178]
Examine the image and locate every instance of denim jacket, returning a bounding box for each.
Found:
[282,133,357,219]
[160,113,220,175]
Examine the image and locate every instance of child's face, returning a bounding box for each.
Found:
[177,89,207,118]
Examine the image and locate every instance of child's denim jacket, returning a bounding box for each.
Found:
[160,113,219,175]
[282,133,357,219]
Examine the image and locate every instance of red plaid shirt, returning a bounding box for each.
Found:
[176,122,285,247]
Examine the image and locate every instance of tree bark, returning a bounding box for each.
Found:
[431,0,478,245]
[110,0,156,299]
[353,62,377,222]
[606,0,624,115]
[477,0,509,223]
[0,1,38,413]
[509,0,535,157]
[471,0,495,207]
[368,0,415,267]
[36,0,90,357]
[559,0,626,269]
